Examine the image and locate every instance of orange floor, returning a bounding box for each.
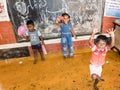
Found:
[0,49,120,90]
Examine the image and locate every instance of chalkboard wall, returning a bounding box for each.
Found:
[6,0,104,42]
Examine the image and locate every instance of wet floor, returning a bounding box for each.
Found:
[0,49,120,90]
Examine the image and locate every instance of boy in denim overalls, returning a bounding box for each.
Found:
[56,13,77,59]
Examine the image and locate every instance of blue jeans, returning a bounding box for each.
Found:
[61,34,74,57]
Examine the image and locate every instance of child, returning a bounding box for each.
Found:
[22,20,45,64]
[89,28,114,90]
[56,13,77,59]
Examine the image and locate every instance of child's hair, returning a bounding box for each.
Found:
[26,20,34,25]
[95,35,110,45]
[62,13,70,18]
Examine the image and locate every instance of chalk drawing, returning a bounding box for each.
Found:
[6,0,104,41]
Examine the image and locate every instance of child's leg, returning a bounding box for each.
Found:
[61,36,68,58]
[37,44,45,60]
[90,64,103,90]
[91,73,104,80]
[91,74,99,90]
[69,45,74,57]
[67,35,74,57]
[38,47,45,60]
[91,73,104,90]
[90,64,103,80]
[33,49,38,64]
[94,79,99,90]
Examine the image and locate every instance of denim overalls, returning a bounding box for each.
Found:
[61,22,74,57]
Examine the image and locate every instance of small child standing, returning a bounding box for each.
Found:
[89,28,114,90]
[56,13,77,59]
[22,20,45,64]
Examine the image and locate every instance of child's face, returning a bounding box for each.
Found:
[27,24,35,32]
[63,15,70,24]
[96,40,106,50]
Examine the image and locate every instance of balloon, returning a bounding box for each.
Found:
[18,25,26,36]
[41,43,47,55]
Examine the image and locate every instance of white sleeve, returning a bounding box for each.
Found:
[37,30,41,36]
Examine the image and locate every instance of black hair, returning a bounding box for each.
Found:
[95,35,110,45]
[26,20,34,25]
[62,13,70,18]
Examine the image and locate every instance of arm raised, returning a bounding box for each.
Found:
[89,27,99,47]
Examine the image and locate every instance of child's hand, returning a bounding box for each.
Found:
[19,35,24,38]
[74,35,77,39]
[106,28,114,37]
[57,16,64,22]
[92,27,99,34]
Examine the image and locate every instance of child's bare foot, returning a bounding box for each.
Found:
[93,79,99,90]
[93,85,99,90]
[99,77,105,81]
[41,56,45,61]
[41,57,45,61]
[97,76,105,81]
[33,60,37,64]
